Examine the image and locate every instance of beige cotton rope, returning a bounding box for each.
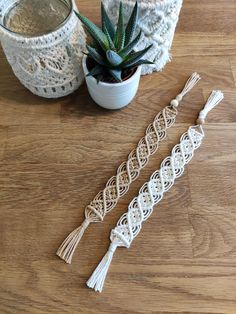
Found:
[56,72,201,264]
[87,90,224,292]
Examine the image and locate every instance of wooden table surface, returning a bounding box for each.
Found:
[1,0,236,313]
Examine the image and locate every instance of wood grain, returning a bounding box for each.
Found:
[0,0,236,313]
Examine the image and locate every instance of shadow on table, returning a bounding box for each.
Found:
[0,64,115,119]
[60,83,118,120]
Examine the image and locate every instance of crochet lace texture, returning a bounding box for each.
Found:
[57,103,179,264]
[85,105,177,223]
[86,90,224,293]
[86,125,206,293]
[0,0,86,98]
[103,0,183,75]
[111,126,204,248]
[56,72,201,264]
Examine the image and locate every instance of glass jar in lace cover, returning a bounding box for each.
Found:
[103,0,182,75]
[0,0,86,98]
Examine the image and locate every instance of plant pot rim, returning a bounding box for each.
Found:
[82,54,142,87]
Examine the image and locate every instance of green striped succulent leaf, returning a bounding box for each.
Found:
[75,2,153,83]
[119,30,142,58]
[101,2,115,39]
[109,69,122,82]
[75,11,109,51]
[122,44,153,68]
[86,45,106,66]
[124,1,138,46]
[113,2,125,50]
[106,50,123,66]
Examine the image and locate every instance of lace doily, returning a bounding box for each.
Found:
[0,0,86,98]
[87,90,224,292]
[56,73,201,264]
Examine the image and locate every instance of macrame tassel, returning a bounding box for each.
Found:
[180,72,201,97]
[87,243,117,292]
[170,72,201,108]
[56,218,90,264]
[197,90,224,124]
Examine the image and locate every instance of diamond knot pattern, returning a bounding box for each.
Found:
[85,106,177,222]
[110,126,204,248]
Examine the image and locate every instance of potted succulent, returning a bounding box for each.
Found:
[75,2,153,109]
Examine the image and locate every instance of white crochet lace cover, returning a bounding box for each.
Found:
[103,0,183,75]
[111,126,204,248]
[0,0,86,98]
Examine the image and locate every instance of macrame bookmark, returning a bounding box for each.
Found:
[87,90,224,292]
[56,72,201,264]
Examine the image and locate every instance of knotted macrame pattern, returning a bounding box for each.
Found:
[57,105,177,263]
[87,90,224,293]
[85,105,177,223]
[87,125,205,292]
[56,72,201,264]
[110,126,204,248]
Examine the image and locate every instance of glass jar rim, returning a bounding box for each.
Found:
[0,0,73,38]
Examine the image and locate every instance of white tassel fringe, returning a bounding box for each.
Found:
[178,72,201,99]
[197,90,224,124]
[56,218,90,264]
[87,243,117,292]
[170,72,201,108]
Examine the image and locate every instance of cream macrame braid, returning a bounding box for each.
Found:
[57,72,201,264]
[87,90,224,292]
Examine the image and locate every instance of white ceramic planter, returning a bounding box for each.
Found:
[82,55,142,110]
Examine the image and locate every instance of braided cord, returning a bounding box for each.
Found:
[110,125,204,247]
[87,89,224,292]
[85,105,178,223]
[57,72,201,264]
